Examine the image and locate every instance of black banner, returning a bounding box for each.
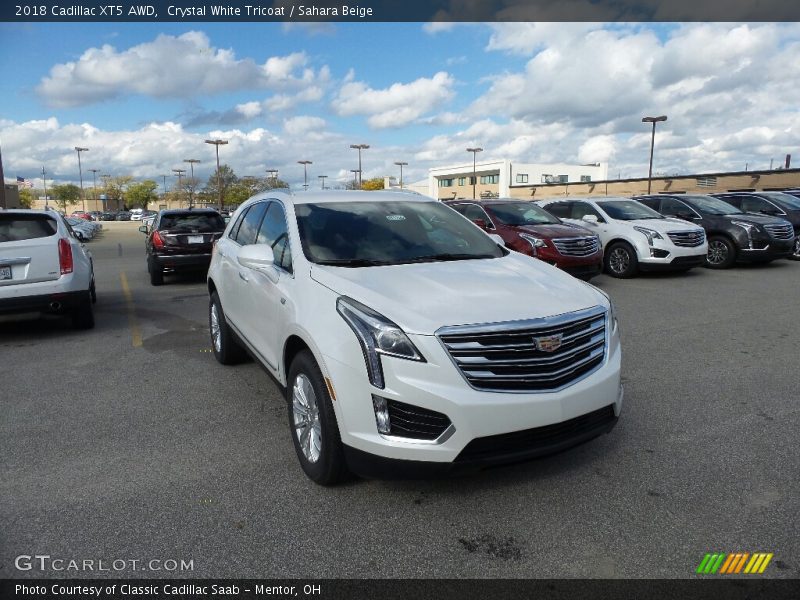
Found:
[3,579,800,600]
[3,0,800,23]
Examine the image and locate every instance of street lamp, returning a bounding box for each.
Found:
[349,144,369,189]
[394,161,408,189]
[159,174,168,195]
[298,160,312,191]
[41,166,48,210]
[74,146,89,211]
[642,115,667,194]
[172,168,186,208]
[87,169,100,211]
[204,138,228,211]
[466,147,483,199]
[183,158,201,208]
[318,175,328,190]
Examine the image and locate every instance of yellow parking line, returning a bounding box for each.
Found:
[120,272,142,348]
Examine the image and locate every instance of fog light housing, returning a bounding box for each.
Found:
[650,248,669,258]
[371,394,391,434]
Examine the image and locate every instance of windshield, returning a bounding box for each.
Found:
[597,200,663,220]
[296,200,505,266]
[488,202,560,226]
[159,213,225,232]
[760,192,800,210]
[683,195,742,215]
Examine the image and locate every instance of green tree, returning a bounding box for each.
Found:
[103,176,133,209]
[361,177,385,191]
[18,187,35,208]
[126,180,158,209]
[51,183,81,213]
[202,164,238,207]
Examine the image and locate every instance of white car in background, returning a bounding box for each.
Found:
[130,208,144,221]
[538,197,708,278]
[0,210,96,328]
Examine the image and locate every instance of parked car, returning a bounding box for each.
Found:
[207,190,622,485]
[0,210,95,328]
[89,211,103,221]
[634,194,794,268]
[445,199,603,280]
[71,211,94,221]
[709,191,800,261]
[116,211,132,221]
[130,208,144,221]
[537,197,707,278]
[100,211,118,221]
[141,209,226,285]
[66,217,96,241]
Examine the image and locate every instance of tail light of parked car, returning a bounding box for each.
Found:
[152,230,165,249]
[59,238,74,275]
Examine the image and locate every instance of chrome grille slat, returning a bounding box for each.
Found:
[438,307,607,392]
[764,223,794,240]
[552,236,600,256]
[667,230,706,247]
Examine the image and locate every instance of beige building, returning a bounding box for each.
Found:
[508,168,800,200]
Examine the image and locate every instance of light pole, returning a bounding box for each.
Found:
[74,146,89,211]
[318,175,327,190]
[172,168,186,207]
[349,144,369,189]
[205,138,228,211]
[88,169,99,210]
[466,147,483,199]
[42,166,48,209]
[183,158,201,207]
[394,161,408,189]
[350,169,361,188]
[298,160,312,191]
[642,115,667,194]
[266,169,278,188]
[160,174,168,195]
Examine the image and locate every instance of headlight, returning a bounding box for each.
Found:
[519,233,547,256]
[337,297,425,389]
[731,220,757,238]
[633,226,663,246]
[588,285,618,333]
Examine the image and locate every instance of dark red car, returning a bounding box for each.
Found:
[70,211,94,221]
[446,199,603,280]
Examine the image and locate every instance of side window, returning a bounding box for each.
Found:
[448,203,468,215]
[543,202,571,218]
[228,207,249,242]
[236,202,268,246]
[741,197,773,213]
[660,198,692,217]
[461,204,493,227]
[717,195,743,209]
[256,202,292,273]
[571,202,603,222]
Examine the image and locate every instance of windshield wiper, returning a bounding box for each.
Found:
[315,258,389,267]
[399,253,496,264]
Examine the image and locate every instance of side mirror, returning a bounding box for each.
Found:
[138,225,148,233]
[488,233,506,246]
[238,244,275,271]
[581,214,599,224]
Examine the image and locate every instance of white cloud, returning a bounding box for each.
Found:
[284,116,326,136]
[331,71,455,129]
[37,32,329,107]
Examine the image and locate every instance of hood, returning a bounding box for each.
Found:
[712,213,790,226]
[310,252,608,335]
[512,222,595,239]
[624,218,704,233]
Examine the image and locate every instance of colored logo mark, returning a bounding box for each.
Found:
[696,552,774,574]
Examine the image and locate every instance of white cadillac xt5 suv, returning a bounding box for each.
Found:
[207,191,622,485]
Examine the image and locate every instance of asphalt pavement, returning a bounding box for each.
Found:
[1,222,798,579]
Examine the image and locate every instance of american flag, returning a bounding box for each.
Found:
[16,176,34,188]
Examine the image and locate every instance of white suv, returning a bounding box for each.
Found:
[207,191,622,484]
[0,210,96,328]
[538,197,708,278]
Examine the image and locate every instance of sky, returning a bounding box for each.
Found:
[1,21,800,191]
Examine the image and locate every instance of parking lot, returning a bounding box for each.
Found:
[2,221,798,579]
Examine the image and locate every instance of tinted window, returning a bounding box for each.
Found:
[758,192,800,210]
[234,203,268,246]
[461,204,492,225]
[448,203,468,215]
[0,214,57,242]
[682,195,742,215]
[597,200,663,220]
[159,212,225,232]
[571,202,604,221]
[542,202,571,218]
[256,202,292,272]
[228,207,249,241]
[295,201,504,266]
[660,198,695,217]
[740,197,774,213]
[716,195,743,209]
[635,197,660,210]
[489,202,560,225]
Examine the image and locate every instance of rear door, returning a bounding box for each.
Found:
[0,213,61,287]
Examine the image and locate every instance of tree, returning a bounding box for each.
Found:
[361,177,385,191]
[103,176,133,209]
[126,180,158,209]
[18,187,35,208]
[51,183,81,213]
[201,164,238,206]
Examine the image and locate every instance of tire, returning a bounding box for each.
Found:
[148,257,163,286]
[287,350,350,486]
[705,235,736,269]
[790,236,800,261]
[90,277,97,304]
[71,291,95,329]
[209,292,247,365]
[604,242,639,278]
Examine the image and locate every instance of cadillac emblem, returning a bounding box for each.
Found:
[534,334,563,353]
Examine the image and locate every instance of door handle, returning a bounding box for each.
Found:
[238,271,249,282]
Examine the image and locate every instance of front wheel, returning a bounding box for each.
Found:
[287,350,350,486]
[604,242,639,278]
[790,236,800,261]
[705,236,736,269]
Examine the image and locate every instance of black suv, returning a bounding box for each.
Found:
[634,194,794,268]
[140,209,226,285]
[710,191,800,261]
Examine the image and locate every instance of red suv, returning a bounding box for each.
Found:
[446,199,603,280]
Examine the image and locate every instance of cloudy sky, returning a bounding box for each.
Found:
[1,21,799,190]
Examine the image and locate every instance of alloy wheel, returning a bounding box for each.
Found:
[794,236,800,258]
[292,374,322,463]
[210,303,222,352]
[609,247,630,274]
[707,240,728,265]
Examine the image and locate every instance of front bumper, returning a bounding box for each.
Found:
[737,238,793,262]
[636,237,708,269]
